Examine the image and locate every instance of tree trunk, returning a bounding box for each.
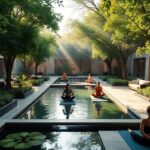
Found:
[119,56,128,80]
[105,58,112,75]
[4,55,16,89]
[34,63,39,75]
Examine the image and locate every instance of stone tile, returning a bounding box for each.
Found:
[99,131,131,150]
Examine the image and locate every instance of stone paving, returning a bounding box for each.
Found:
[95,77,150,119]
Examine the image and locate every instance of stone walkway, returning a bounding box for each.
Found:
[95,77,150,119]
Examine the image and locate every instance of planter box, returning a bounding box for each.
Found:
[23,89,34,98]
[0,99,17,117]
[14,89,34,99]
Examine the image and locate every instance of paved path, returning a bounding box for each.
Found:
[95,77,150,119]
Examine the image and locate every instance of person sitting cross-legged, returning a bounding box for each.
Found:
[85,74,93,83]
[61,72,68,81]
[92,82,105,98]
[129,106,150,145]
[61,84,75,101]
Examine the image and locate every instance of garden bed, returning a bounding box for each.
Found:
[31,78,45,86]
[11,87,34,99]
[0,99,17,117]
[137,86,150,100]
[107,79,128,86]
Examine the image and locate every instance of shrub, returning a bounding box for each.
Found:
[10,86,33,99]
[0,91,14,107]
[107,79,128,86]
[137,86,150,98]
[99,75,118,81]
[31,78,44,86]
[42,76,49,81]
[13,74,31,88]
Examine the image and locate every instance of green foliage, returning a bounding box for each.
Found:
[42,76,50,81]
[99,75,118,81]
[31,78,44,86]
[0,132,46,149]
[70,13,120,60]
[137,86,150,98]
[102,0,150,54]
[137,41,150,55]
[0,91,14,107]
[0,0,61,88]
[15,74,30,88]
[107,78,128,86]
[11,86,33,99]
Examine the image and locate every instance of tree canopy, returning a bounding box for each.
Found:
[0,0,62,88]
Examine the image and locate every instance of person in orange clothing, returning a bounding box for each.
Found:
[61,72,68,81]
[85,74,93,83]
[92,82,105,98]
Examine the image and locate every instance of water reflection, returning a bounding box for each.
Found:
[42,132,102,150]
[62,104,74,119]
[93,101,102,116]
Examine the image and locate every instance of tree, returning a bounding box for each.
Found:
[69,12,120,75]
[72,0,150,78]
[100,0,149,78]
[101,0,150,55]
[0,0,62,89]
[32,32,58,75]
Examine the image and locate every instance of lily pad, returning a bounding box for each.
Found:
[0,139,15,146]
[0,132,46,149]
[3,142,17,148]
[6,133,21,139]
[15,143,32,150]
[20,132,29,137]
[0,139,14,145]
[29,132,43,137]
[32,135,46,140]
[29,140,44,146]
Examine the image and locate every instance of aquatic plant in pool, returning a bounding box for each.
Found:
[0,132,46,149]
[20,87,132,119]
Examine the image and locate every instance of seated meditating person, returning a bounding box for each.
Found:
[129,106,150,145]
[85,74,93,83]
[61,72,68,81]
[61,84,75,100]
[92,82,105,98]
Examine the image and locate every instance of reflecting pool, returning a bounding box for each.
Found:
[20,87,132,119]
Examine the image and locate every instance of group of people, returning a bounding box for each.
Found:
[60,73,150,145]
[61,81,105,101]
[61,72,94,84]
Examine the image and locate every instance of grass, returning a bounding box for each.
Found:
[137,86,150,98]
